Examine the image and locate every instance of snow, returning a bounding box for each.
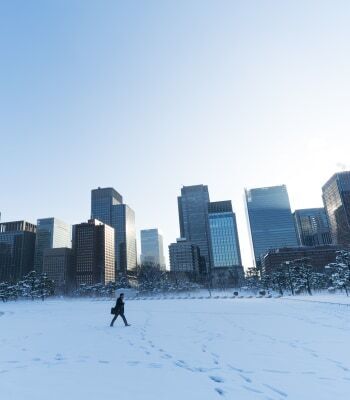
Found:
[1,297,350,399]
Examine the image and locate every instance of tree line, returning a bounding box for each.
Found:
[0,271,55,302]
[245,250,350,296]
[2,251,349,301]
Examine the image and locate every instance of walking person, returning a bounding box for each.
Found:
[110,293,130,327]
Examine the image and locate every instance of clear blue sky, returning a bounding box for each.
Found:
[1,0,350,268]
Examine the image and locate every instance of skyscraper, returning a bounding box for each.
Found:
[42,247,74,294]
[72,219,115,286]
[208,201,242,269]
[141,228,166,269]
[245,185,298,267]
[169,238,200,272]
[178,185,211,272]
[322,171,350,246]
[0,221,36,282]
[112,204,137,273]
[293,208,332,247]
[91,187,123,224]
[91,187,137,274]
[34,218,71,272]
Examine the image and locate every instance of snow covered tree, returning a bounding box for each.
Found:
[270,266,288,296]
[287,258,313,295]
[0,282,9,302]
[325,251,350,296]
[18,271,55,300]
[244,267,261,292]
[135,264,168,294]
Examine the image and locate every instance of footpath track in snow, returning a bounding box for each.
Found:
[1,298,350,400]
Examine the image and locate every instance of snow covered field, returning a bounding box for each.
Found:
[1,297,350,400]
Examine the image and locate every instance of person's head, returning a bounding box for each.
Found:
[120,293,124,299]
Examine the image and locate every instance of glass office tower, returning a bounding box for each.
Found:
[208,201,242,269]
[245,185,298,268]
[34,218,71,272]
[293,208,332,247]
[91,187,123,224]
[111,204,137,272]
[0,221,36,282]
[178,185,211,272]
[73,219,115,285]
[91,187,137,274]
[141,228,166,269]
[322,171,350,246]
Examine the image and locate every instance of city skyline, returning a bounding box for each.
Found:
[1,1,350,269]
[0,175,340,270]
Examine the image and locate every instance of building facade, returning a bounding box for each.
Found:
[208,201,242,268]
[34,218,71,272]
[141,228,166,269]
[178,185,211,273]
[262,245,344,274]
[91,187,123,224]
[322,171,350,246]
[245,185,298,268]
[169,238,200,273]
[42,247,74,294]
[208,201,243,287]
[111,204,137,273]
[73,219,115,286]
[293,208,332,247]
[91,187,137,274]
[0,221,36,282]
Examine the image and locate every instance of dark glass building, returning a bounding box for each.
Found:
[91,187,123,224]
[0,221,36,282]
[91,187,137,274]
[43,247,74,294]
[34,217,71,272]
[178,185,211,272]
[322,172,350,246]
[169,238,200,272]
[73,219,115,286]
[111,204,137,273]
[245,185,298,268]
[293,208,332,247]
[262,245,344,274]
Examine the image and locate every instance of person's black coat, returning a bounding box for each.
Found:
[115,297,124,314]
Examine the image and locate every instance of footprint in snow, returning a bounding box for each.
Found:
[263,383,287,397]
[148,363,162,369]
[243,385,263,394]
[215,388,225,396]
[127,361,140,366]
[174,360,193,371]
[209,376,225,383]
[239,374,252,383]
[263,369,290,374]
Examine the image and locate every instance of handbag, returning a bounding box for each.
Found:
[111,306,116,315]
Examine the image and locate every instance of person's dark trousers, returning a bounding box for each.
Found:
[110,313,128,327]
